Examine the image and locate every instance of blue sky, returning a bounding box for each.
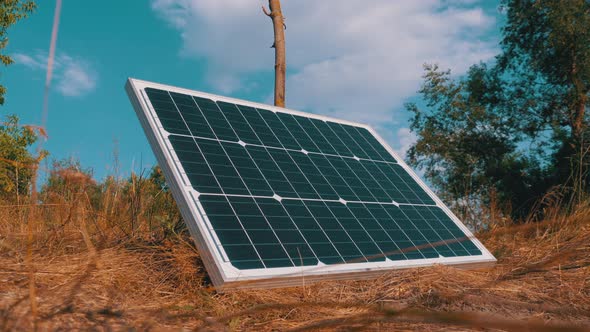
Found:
[4,0,503,180]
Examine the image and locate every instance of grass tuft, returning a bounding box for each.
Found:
[1,168,589,331]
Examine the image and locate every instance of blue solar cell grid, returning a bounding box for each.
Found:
[141,87,482,270]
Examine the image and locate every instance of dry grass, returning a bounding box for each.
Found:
[1,173,590,331]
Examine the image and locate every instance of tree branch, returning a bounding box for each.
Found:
[261,5,271,17]
[265,0,286,107]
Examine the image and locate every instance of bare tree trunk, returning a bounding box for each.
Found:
[263,0,286,107]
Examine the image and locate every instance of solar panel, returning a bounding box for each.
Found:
[125,78,496,288]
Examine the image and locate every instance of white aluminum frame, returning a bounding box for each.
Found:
[125,78,496,289]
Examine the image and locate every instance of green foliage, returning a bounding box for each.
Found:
[406,64,509,195]
[406,64,546,222]
[498,0,590,146]
[407,1,590,222]
[0,114,41,201]
[40,159,97,202]
[0,2,37,201]
[143,166,184,236]
[500,0,590,204]
[0,0,36,105]
[114,166,183,238]
[502,2,590,119]
[38,162,183,240]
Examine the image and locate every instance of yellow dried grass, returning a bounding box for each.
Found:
[1,186,589,331]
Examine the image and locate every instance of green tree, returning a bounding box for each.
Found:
[407,0,590,222]
[499,0,590,146]
[406,64,546,224]
[0,115,43,201]
[498,0,590,202]
[143,166,183,237]
[40,158,96,204]
[39,159,96,227]
[0,1,37,201]
[0,0,36,104]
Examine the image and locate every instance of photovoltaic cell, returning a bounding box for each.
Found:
[127,79,495,287]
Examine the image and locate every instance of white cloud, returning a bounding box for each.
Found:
[14,53,44,69]
[395,127,418,158]
[55,57,97,97]
[13,52,98,97]
[151,0,498,148]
